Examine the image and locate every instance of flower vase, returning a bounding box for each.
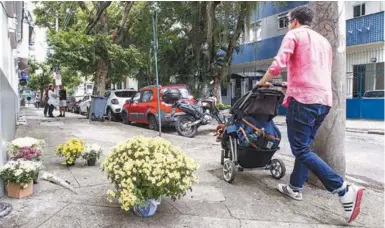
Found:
[7,181,33,199]
[133,198,161,217]
[87,158,96,166]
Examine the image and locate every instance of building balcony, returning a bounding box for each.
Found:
[346,11,384,46]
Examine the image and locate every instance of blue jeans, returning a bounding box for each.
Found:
[286,98,345,194]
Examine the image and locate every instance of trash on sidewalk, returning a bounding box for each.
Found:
[41,172,78,195]
[0,202,12,218]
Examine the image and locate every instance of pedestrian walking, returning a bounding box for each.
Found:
[256,6,364,224]
[58,85,67,117]
[47,85,56,118]
[35,92,41,109]
[43,85,51,117]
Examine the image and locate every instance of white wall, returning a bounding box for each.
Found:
[345,1,385,20]
[0,1,21,197]
[17,21,30,59]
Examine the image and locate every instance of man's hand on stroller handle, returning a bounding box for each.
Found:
[253,81,287,92]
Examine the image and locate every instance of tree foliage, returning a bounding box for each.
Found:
[33,1,283,99]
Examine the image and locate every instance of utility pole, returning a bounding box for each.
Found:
[308,1,346,188]
[151,3,162,137]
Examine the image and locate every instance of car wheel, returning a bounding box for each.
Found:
[107,108,116,121]
[148,115,159,131]
[121,111,131,125]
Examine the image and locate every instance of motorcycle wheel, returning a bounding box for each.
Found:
[175,116,198,138]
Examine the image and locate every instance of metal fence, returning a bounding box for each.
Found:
[346,69,384,98]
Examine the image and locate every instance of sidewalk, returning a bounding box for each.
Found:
[1,107,383,228]
[274,115,384,135]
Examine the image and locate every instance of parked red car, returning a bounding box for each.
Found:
[121,84,196,130]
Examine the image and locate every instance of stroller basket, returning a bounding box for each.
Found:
[238,146,278,168]
[230,88,284,122]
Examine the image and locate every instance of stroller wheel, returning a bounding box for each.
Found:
[270,159,286,180]
[223,160,236,183]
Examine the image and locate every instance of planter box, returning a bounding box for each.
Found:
[7,182,33,199]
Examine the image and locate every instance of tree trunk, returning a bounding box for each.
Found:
[308,1,346,188]
[93,59,108,96]
[219,2,247,96]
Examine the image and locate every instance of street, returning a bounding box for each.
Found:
[1,107,383,228]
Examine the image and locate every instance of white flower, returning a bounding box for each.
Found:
[14,169,23,176]
[11,137,39,148]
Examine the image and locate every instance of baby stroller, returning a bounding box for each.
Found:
[220,82,286,183]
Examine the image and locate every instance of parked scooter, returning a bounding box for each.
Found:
[164,81,225,138]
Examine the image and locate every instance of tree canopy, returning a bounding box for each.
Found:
[33,1,283,98]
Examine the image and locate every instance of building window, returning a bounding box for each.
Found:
[278,13,289,29]
[87,84,92,90]
[353,4,365,18]
[249,21,262,42]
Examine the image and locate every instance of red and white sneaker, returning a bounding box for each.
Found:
[339,184,365,223]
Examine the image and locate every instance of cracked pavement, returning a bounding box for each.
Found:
[0,107,383,228]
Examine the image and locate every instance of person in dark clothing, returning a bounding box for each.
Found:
[58,85,67,117]
[43,85,53,117]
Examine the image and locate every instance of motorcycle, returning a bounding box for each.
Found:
[169,81,226,138]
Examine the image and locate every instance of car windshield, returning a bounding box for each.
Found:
[161,88,191,99]
[115,91,136,98]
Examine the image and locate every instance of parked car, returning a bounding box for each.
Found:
[121,84,195,130]
[363,90,384,98]
[71,96,84,114]
[105,89,136,121]
[79,94,92,116]
[66,96,76,112]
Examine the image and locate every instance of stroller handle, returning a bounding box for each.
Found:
[252,82,287,92]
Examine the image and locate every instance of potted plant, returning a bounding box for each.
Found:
[56,138,84,166]
[7,137,46,156]
[103,136,199,217]
[0,160,36,199]
[7,137,45,184]
[82,144,102,166]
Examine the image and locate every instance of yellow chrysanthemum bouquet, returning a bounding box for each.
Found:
[102,136,199,212]
[56,138,84,166]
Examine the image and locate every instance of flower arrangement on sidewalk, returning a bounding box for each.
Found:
[7,137,45,160]
[102,136,199,216]
[0,160,38,198]
[6,137,46,185]
[82,144,102,166]
[56,138,84,166]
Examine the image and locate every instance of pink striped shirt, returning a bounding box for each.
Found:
[268,26,333,108]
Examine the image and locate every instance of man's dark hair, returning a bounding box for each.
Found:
[289,6,314,26]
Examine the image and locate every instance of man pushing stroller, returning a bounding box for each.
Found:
[255,6,363,224]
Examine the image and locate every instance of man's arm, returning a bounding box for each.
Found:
[257,31,297,86]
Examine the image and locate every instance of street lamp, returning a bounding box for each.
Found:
[150,2,162,137]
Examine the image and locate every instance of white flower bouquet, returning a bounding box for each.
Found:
[0,160,38,187]
[102,136,199,211]
[82,144,102,165]
[7,137,46,160]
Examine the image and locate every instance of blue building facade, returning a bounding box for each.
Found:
[222,2,384,120]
